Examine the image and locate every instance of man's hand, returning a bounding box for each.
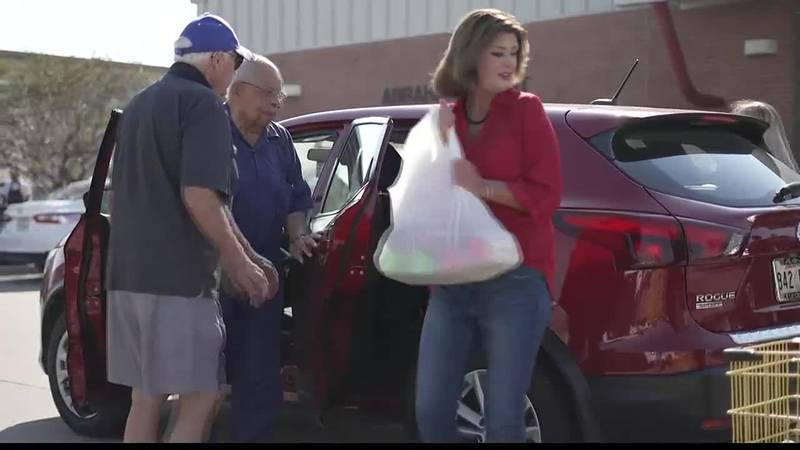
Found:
[250,253,280,302]
[290,233,321,264]
[219,250,271,308]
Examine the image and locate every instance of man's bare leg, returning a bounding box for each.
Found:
[163,389,225,442]
[167,391,220,443]
[162,395,180,442]
[124,389,167,443]
[200,385,230,442]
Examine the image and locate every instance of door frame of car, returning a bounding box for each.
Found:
[285,116,396,411]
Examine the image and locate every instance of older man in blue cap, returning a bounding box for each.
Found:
[106,14,279,443]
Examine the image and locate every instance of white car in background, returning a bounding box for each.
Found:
[0,179,89,270]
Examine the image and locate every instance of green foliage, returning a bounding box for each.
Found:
[0,55,162,196]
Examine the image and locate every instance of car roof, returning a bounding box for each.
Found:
[280,102,725,137]
[280,103,712,126]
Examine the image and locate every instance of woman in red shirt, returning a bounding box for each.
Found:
[414,8,562,443]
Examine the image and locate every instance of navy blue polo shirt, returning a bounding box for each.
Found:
[227,110,312,264]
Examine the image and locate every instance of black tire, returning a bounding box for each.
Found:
[403,358,579,443]
[528,360,579,443]
[402,366,419,442]
[46,315,130,438]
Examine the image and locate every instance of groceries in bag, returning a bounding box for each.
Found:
[373,106,521,285]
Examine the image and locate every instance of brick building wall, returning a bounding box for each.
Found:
[270,0,797,141]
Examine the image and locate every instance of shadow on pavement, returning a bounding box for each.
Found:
[212,402,410,443]
[0,417,114,443]
[276,404,409,443]
[0,400,178,443]
[0,401,409,443]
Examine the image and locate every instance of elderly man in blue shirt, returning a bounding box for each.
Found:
[220,55,318,442]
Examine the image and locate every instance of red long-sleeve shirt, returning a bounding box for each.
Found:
[452,89,562,293]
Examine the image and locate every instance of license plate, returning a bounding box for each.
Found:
[16,217,30,231]
[772,256,800,303]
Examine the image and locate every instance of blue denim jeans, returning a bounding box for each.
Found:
[415,265,552,443]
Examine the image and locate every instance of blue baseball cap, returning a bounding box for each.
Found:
[174,13,252,60]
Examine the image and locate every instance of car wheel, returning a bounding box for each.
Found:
[526,361,579,442]
[405,361,577,443]
[46,315,130,438]
[456,368,547,443]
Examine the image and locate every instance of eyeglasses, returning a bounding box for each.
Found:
[225,51,243,70]
[241,81,287,105]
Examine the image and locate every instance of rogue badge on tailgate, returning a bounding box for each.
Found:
[695,291,736,310]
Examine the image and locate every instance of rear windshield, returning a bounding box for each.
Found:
[592,124,800,207]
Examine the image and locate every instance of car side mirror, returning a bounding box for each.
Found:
[307,148,329,163]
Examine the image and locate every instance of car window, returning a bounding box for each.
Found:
[594,125,800,207]
[291,131,338,193]
[321,123,386,214]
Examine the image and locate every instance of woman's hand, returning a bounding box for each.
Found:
[438,98,455,143]
[452,159,487,198]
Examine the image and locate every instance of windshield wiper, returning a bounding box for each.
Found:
[773,182,800,203]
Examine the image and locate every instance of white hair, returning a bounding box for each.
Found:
[174,51,214,66]
[173,36,214,67]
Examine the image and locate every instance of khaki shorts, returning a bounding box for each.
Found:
[106,291,226,396]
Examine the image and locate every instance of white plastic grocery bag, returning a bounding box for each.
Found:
[373,106,522,285]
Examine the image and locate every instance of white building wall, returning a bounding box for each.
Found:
[191,0,624,55]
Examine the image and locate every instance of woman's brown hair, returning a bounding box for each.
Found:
[432,8,530,99]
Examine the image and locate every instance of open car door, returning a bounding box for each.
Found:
[288,116,395,411]
[63,109,124,413]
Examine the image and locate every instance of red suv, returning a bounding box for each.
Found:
[38,103,800,442]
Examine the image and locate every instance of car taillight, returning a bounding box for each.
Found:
[682,219,744,262]
[555,211,685,269]
[33,213,82,224]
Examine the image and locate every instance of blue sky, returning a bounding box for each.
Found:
[1,0,199,67]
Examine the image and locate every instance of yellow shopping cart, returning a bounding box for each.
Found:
[725,338,800,443]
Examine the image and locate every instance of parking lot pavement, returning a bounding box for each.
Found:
[0,266,409,443]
